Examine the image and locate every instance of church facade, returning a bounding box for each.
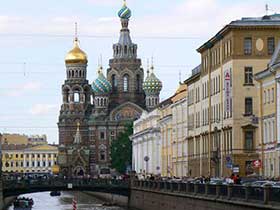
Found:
[57,1,162,177]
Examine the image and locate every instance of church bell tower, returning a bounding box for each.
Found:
[58,25,91,146]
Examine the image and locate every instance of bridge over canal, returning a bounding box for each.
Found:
[1,178,280,210]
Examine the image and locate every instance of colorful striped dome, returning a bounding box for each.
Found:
[118,1,132,19]
[92,67,112,95]
[143,70,162,95]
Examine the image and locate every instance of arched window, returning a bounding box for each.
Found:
[72,70,74,78]
[64,89,69,103]
[136,74,141,92]
[101,98,104,106]
[74,92,80,102]
[91,95,94,105]
[124,46,128,54]
[123,74,129,92]
[112,74,117,92]
[99,151,106,161]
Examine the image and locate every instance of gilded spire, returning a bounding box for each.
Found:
[65,22,88,65]
[74,22,78,41]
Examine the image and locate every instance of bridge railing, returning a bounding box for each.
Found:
[132,180,277,205]
[3,178,129,192]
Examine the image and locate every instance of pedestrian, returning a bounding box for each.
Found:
[236,175,241,185]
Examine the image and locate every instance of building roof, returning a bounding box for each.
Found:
[197,14,280,53]
[184,65,201,85]
[172,83,187,103]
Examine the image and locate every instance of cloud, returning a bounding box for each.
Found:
[29,104,58,115]
[4,82,42,97]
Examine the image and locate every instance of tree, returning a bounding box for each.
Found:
[111,122,133,174]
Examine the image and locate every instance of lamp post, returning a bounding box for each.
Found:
[144,156,150,176]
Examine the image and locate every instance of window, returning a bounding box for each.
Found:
[15,154,18,158]
[244,131,254,151]
[123,74,129,92]
[244,67,253,85]
[26,161,29,167]
[268,37,275,55]
[245,97,253,115]
[112,75,117,92]
[271,88,274,103]
[99,151,106,161]
[136,74,141,92]
[74,92,80,102]
[20,154,23,158]
[100,131,105,140]
[244,37,252,55]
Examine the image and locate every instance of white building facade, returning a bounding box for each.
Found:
[131,109,161,175]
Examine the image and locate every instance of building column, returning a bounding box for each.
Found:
[40,154,43,170]
[51,154,54,166]
[34,153,37,167]
[23,154,26,168]
[29,154,32,170]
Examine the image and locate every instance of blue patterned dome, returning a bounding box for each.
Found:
[92,67,112,95]
[118,1,132,19]
[143,68,162,95]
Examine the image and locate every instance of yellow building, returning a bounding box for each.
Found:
[255,42,280,178]
[2,144,58,174]
[171,83,188,177]
[185,14,280,177]
[1,134,28,145]
[158,97,173,177]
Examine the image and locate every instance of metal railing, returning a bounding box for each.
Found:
[132,180,278,205]
[3,177,129,194]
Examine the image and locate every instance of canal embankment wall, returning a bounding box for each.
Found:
[3,196,16,210]
[84,191,128,208]
[129,188,280,210]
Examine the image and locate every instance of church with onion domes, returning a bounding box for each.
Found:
[57,0,162,177]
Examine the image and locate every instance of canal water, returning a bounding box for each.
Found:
[8,191,128,210]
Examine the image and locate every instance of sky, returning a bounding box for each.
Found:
[1,0,280,144]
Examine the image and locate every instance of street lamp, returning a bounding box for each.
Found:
[144,156,149,176]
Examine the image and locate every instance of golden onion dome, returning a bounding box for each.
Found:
[65,38,88,64]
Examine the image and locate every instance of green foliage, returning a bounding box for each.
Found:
[110,122,133,174]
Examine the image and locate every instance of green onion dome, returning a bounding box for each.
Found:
[143,68,162,96]
[92,67,112,95]
[118,1,132,19]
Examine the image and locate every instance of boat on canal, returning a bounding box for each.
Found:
[50,191,61,197]
[13,197,34,210]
